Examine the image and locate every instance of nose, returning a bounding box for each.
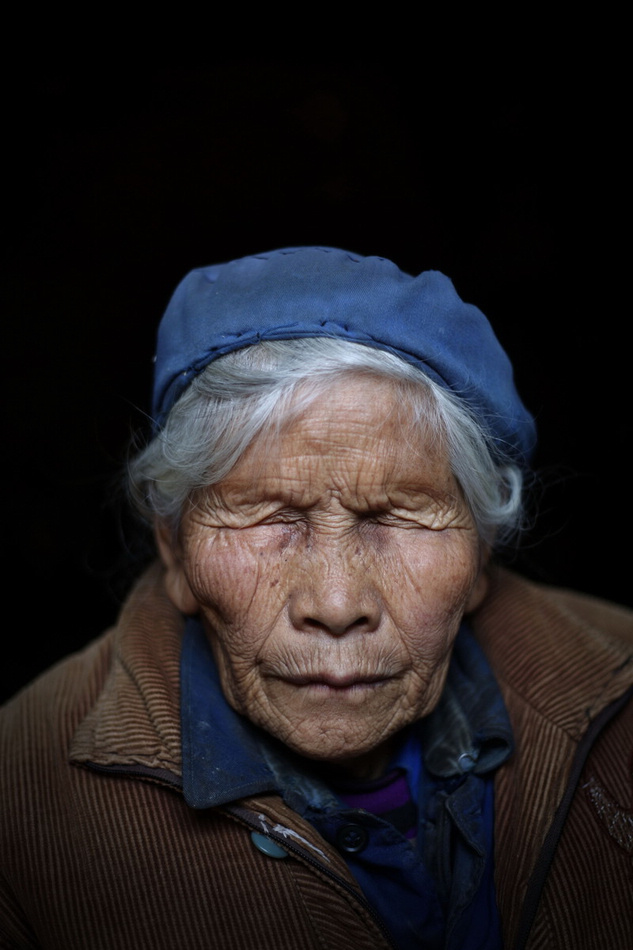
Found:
[287,541,381,637]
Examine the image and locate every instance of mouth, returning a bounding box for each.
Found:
[279,673,391,691]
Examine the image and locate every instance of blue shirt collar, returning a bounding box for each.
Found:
[180,617,513,811]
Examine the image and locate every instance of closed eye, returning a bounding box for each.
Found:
[362,510,426,528]
[256,508,308,526]
[361,508,458,531]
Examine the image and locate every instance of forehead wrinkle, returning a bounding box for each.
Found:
[202,377,461,515]
[219,462,458,527]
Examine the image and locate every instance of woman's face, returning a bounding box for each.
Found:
[159,377,488,777]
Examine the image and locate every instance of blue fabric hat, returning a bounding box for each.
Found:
[153,246,536,463]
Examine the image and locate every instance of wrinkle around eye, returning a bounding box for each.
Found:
[188,500,309,531]
[256,508,310,526]
[362,508,469,531]
[371,516,441,530]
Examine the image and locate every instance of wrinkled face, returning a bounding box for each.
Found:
[159,377,488,777]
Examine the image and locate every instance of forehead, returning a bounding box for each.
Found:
[213,375,456,504]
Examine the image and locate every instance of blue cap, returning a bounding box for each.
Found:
[153,246,536,464]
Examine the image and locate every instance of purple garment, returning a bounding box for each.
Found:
[332,768,417,840]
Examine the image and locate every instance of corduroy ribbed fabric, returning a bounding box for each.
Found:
[1,565,632,949]
[474,571,633,949]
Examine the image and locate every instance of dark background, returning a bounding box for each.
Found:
[3,62,629,704]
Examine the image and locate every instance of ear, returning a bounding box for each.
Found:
[465,546,491,614]
[154,519,199,616]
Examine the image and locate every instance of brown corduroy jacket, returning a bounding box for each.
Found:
[1,565,632,949]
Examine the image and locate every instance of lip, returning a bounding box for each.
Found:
[280,673,390,689]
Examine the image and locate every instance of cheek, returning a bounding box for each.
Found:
[381,534,481,681]
[381,539,480,715]
[187,532,272,610]
[387,532,480,621]
[184,532,292,680]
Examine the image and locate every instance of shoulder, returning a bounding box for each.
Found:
[0,629,116,762]
[480,565,633,643]
[474,567,633,716]
[0,563,182,776]
[540,581,633,646]
[0,629,118,878]
[0,628,116,943]
[473,565,633,873]
[0,568,183,948]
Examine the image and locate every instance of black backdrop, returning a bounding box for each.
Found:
[4,63,629,703]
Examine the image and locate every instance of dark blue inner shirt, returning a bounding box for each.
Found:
[180,619,513,950]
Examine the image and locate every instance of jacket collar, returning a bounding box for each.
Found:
[70,564,184,779]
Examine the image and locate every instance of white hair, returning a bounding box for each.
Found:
[128,338,526,547]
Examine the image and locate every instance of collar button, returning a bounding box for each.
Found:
[336,823,369,854]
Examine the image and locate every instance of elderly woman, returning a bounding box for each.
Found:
[1,248,632,950]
